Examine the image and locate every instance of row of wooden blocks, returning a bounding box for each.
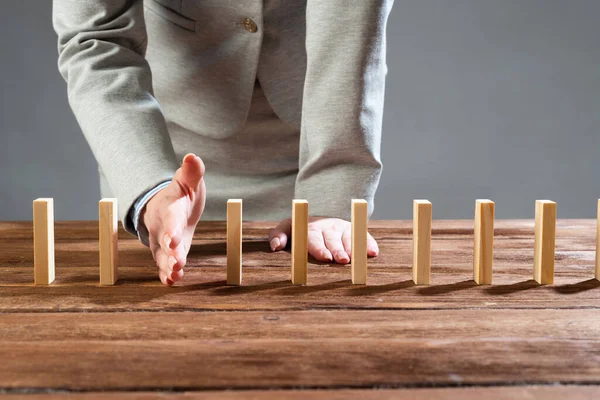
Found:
[32,198,600,286]
[33,198,118,285]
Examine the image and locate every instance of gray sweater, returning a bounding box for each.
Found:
[53,0,393,235]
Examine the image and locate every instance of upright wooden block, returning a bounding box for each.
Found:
[292,199,308,285]
[33,198,55,285]
[351,199,368,285]
[413,200,432,285]
[227,199,243,286]
[99,198,118,285]
[473,199,495,285]
[595,200,600,280]
[533,200,556,285]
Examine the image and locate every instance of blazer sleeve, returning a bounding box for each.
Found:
[296,0,393,220]
[52,0,180,233]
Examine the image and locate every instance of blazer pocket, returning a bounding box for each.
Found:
[144,0,196,32]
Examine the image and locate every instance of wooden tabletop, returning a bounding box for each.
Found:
[0,220,599,399]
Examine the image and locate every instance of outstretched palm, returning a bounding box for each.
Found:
[142,153,206,285]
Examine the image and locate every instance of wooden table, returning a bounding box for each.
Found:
[0,220,599,399]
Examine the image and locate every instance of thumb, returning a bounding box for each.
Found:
[268,219,291,252]
[180,153,205,192]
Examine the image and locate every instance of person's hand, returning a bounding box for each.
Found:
[268,217,379,263]
[141,153,206,285]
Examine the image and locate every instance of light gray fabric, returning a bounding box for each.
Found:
[53,0,393,235]
[169,81,299,221]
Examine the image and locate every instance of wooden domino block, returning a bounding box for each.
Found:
[533,200,556,284]
[473,199,495,285]
[292,199,308,285]
[351,199,368,285]
[99,198,118,285]
[227,199,243,286]
[413,200,432,285]
[595,200,600,280]
[33,198,55,285]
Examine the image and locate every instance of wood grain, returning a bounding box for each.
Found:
[0,310,599,390]
[1,219,599,396]
[0,220,599,312]
[0,310,597,342]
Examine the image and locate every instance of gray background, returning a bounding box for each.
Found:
[1,0,599,221]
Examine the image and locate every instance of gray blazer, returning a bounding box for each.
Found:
[53,0,393,233]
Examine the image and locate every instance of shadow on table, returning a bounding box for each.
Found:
[0,278,230,307]
[210,280,290,295]
[189,240,274,257]
[553,279,600,294]
[277,279,353,295]
[345,279,415,296]
[484,279,539,295]
[211,279,356,296]
[417,279,477,296]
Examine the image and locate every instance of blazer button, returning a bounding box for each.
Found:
[242,18,258,33]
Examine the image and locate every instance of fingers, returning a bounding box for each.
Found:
[341,229,351,255]
[154,249,177,286]
[155,249,183,286]
[268,219,291,251]
[170,269,184,282]
[181,153,205,192]
[153,237,187,286]
[338,228,379,259]
[323,229,350,264]
[367,232,379,257]
[307,227,333,262]
[158,269,172,286]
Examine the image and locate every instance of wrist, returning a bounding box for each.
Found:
[133,180,171,246]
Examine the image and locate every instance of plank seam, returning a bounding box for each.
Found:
[1,381,600,394]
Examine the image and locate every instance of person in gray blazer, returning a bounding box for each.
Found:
[53,0,393,285]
